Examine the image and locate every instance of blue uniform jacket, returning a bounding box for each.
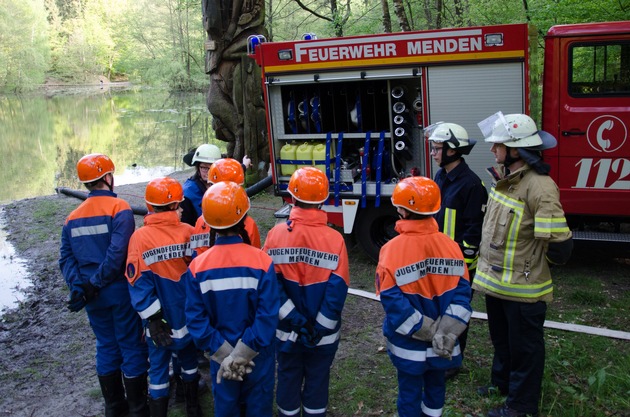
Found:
[59,189,135,290]
[263,207,350,354]
[433,159,487,251]
[126,211,194,349]
[185,235,280,357]
[376,218,472,375]
[183,177,205,218]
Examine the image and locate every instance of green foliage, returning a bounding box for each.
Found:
[0,0,50,92]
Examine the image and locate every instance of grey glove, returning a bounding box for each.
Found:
[432,315,467,359]
[217,340,258,384]
[210,341,234,364]
[412,315,441,342]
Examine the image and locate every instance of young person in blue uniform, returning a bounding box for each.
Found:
[190,158,261,257]
[60,153,149,417]
[184,181,280,417]
[375,176,472,417]
[125,177,202,417]
[263,167,350,417]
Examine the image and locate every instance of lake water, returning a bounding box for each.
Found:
[0,86,223,204]
[0,86,222,312]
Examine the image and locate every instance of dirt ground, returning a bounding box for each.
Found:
[0,172,384,417]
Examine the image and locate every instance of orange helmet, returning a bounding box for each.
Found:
[202,181,250,229]
[208,158,245,185]
[77,153,115,183]
[391,176,441,215]
[288,167,329,204]
[145,177,184,207]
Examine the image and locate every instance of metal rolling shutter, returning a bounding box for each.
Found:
[426,62,526,188]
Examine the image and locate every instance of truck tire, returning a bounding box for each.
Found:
[354,202,399,263]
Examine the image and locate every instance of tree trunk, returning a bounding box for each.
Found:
[203,0,269,183]
[392,0,410,32]
[381,0,392,33]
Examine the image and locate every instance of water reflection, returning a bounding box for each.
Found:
[0,208,30,313]
[0,87,222,205]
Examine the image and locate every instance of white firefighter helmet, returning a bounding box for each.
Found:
[191,144,221,164]
[425,122,477,155]
[478,112,557,150]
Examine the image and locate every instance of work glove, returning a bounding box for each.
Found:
[411,315,441,342]
[432,315,467,360]
[217,340,258,384]
[299,322,322,348]
[289,313,308,333]
[210,341,234,364]
[67,282,99,312]
[67,288,87,312]
[147,311,173,347]
[546,239,573,265]
[460,244,479,270]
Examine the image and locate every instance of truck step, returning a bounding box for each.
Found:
[274,204,292,219]
[572,230,630,243]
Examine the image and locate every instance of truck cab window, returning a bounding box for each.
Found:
[569,42,630,96]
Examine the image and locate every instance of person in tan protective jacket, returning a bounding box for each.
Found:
[473,112,573,417]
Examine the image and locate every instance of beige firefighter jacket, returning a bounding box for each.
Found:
[472,165,572,303]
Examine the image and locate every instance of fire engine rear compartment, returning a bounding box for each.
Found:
[266,62,526,200]
[253,24,532,260]
[268,76,423,198]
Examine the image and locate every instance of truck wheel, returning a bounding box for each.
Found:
[354,202,399,263]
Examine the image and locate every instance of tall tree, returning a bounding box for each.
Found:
[203,0,269,182]
[293,0,352,37]
[392,0,410,31]
[381,0,392,33]
[0,0,50,92]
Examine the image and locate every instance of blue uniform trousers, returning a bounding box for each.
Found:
[210,349,275,417]
[486,295,546,415]
[148,340,198,399]
[277,350,336,417]
[396,368,446,417]
[85,280,148,377]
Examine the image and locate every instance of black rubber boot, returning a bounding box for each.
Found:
[123,373,149,417]
[98,371,129,417]
[174,374,185,403]
[148,396,169,417]
[183,375,203,417]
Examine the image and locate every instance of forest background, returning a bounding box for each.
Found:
[1,0,629,94]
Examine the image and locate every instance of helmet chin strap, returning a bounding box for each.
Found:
[439,148,461,167]
[503,148,522,174]
[100,174,114,191]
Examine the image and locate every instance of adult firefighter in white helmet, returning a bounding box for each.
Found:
[426,122,488,379]
[180,144,222,226]
[474,113,573,417]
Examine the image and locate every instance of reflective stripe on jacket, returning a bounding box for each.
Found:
[59,190,135,290]
[375,218,471,374]
[126,210,194,348]
[473,165,572,302]
[184,235,279,356]
[263,207,350,353]
[433,159,488,270]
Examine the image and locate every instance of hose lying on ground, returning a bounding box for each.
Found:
[56,175,274,216]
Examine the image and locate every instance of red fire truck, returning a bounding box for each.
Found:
[248,21,630,262]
